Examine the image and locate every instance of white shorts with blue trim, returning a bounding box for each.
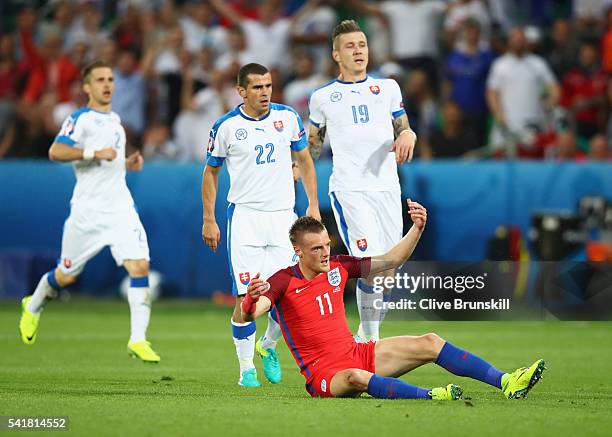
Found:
[58,206,150,276]
[330,190,402,258]
[227,203,296,296]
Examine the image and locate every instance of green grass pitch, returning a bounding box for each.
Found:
[1,298,611,436]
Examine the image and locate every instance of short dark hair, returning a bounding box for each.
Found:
[237,63,269,88]
[332,19,363,49]
[81,60,112,83]
[289,216,327,245]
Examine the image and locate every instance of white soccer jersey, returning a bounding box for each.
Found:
[308,75,404,192]
[206,103,307,211]
[55,107,134,213]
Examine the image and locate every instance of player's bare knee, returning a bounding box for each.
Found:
[55,269,77,287]
[232,297,246,323]
[345,369,370,391]
[125,259,149,277]
[421,333,445,359]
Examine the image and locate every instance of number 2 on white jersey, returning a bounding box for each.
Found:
[315,293,333,315]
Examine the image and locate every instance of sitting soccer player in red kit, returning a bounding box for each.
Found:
[241,199,545,400]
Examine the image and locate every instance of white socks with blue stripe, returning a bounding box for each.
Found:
[260,309,282,350]
[28,271,60,314]
[127,276,150,343]
[356,279,386,341]
[231,319,256,373]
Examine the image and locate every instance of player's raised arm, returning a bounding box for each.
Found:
[49,141,116,162]
[293,147,321,220]
[241,273,273,321]
[202,164,222,252]
[307,124,326,160]
[369,199,426,275]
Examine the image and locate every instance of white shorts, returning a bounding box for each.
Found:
[330,191,403,257]
[59,207,150,276]
[227,203,296,296]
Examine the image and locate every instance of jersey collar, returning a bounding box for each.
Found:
[238,104,272,122]
[335,75,369,85]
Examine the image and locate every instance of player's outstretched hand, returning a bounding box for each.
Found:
[247,272,270,299]
[95,147,117,161]
[126,151,144,171]
[392,130,416,164]
[202,220,221,252]
[407,198,427,231]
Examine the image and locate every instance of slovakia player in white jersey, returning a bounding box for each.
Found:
[202,63,320,387]
[18,60,160,363]
[308,20,417,342]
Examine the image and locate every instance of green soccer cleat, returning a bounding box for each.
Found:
[429,384,463,400]
[238,368,262,387]
[127,341,161,363]
[256,336,282,384]
[19,296,40,345]
[502,359,546,399]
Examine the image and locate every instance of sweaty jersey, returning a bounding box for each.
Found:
[206,103,307,211]
[263,256,371,380]
[308,75,404,193]
[55,107,134,213]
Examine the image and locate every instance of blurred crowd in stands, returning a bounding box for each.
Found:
[0,0,611,161]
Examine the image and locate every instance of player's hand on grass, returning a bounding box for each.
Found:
[407,198,427,231]
[306,204,321,221]
[95,147,117,161]
[202,219,221,252]
[392,130,416,163]
[126,151,144,171]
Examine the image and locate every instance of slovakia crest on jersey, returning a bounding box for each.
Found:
[273,120,284,132]
[327,267,341,287]
[356,238,368,252]
[239,272,251,285]
[369,85,380,95]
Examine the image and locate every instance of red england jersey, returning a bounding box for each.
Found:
[263,256,371,380]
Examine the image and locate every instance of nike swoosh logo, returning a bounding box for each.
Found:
[295,286,310,294]
[26,334,35,341]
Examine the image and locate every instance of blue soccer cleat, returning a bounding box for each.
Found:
[256,336,282,384]
[238,368,262,387]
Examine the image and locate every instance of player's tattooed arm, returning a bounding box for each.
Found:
[391,114,417,163]
[308,124,326,160]
[369,199,427,275]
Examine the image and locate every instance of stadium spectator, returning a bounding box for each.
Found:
[548,130,587,161]
[560,40,607,140]
[173,68,239,162]
[284,52,328,125]
[0,33,24,158]
[113,48,147,147]
[349,0,447,90]
[38,0,75,47]
[289,0,338,73]
[443,0,491,49]
[588,133,611,159]
[602,8,612,74]
[403,69,439,146]
[421,100,479,159]
[543,19,579,80]
[214,25,252,72]
[65,1,109,58]
[211,0,292,73]
[444,18,494,148]
[142,121,178,160]
[487,27,560,155]
[179,0,227,54]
